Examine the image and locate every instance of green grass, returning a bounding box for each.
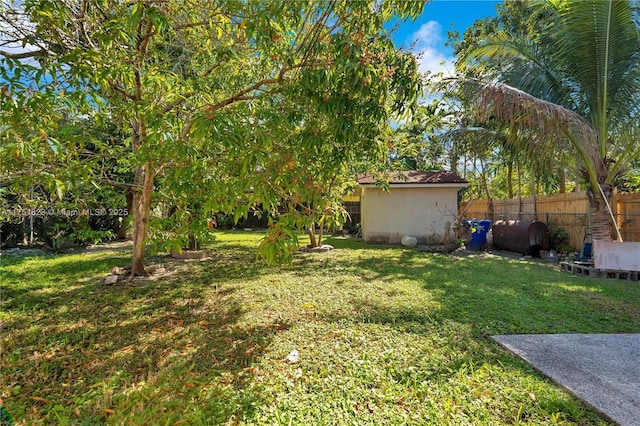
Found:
[2,231,639,425]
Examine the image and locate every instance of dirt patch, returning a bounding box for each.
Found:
[0,247,50,257]
[170,249,212,259]
[103,263,175,286]
[83,240,133,252]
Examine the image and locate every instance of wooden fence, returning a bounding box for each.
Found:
[460,191,640,250]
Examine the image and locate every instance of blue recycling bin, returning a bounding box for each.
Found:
[464,219,492,251]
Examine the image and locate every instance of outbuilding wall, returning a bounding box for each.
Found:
[361,186,458,245]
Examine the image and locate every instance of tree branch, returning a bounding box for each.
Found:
[109,81,136,101]
[172,20,210,31]
[179,119,194,141]
[93,177,137,190]
[160,60,224,115]
[0,49,49,59]
[205,63,305,114]
[78,0,98,51]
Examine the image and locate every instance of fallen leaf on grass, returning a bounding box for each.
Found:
[168,319,184,328]
[102,408,115,415]
[267,323,288,331]
[31,396,46,403]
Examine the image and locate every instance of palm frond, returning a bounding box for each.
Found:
[608,119,640,182]
[553,0,640,136]
[466,30,575,110]
[471,81,600,166]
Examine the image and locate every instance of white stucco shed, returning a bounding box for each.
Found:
[357,171,468,245]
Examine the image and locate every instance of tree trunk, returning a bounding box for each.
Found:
[531,166,538,222]
[307,224,318,247]
[507,161,513,199]
[317,222,324,247]
[479,157,494,218]
[188,232,198,251]
[517,160,522,220]
[587,184,614,242]
[131,160,155,276]
[559,169,566,194]
[449,148,460,178]
[486,198,494,221]
[116,188,133,240]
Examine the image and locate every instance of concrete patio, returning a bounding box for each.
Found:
[493,334,640,426]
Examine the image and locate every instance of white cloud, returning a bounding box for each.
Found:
[409,21,455,79]
[412,21,443,50]
[0,7,42,64]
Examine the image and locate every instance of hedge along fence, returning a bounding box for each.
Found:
[460,191,640,250]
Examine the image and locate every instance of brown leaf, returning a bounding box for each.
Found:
[268,323,287,331]
[31,396,46,403]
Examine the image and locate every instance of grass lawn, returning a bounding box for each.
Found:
[2,231,639,425]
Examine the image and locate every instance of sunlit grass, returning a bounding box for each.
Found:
[2,231,637,424]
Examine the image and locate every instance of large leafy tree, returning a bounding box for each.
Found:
[1,0,425,275]
[391,101,452,171]
[454,0,640,241]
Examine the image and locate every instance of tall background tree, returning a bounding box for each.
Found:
[1,0,426,274]
[449,0,640,241]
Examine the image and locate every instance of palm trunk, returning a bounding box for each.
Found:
[587,184,614,242]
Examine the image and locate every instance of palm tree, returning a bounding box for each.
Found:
[457,0,640,241]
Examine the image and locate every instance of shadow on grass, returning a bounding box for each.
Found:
[326,245,640,336]
[309,243,635,424]
[3,234,637,424]
[1,248,281,424]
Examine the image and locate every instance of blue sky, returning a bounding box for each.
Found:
[392,0,501,76]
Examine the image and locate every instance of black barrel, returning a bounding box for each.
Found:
[491,220,551,256]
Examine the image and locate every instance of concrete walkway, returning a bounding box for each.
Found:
[493,334,640,426]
